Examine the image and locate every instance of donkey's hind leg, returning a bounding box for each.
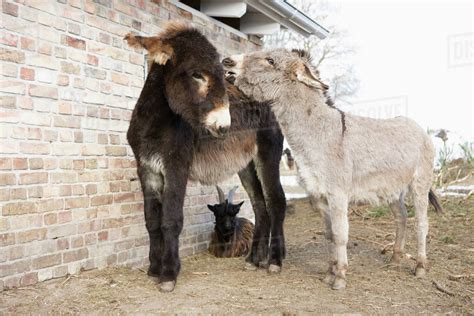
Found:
[388,192,408,263]
[239,161,271,270]
[411,182,430,278]
[310,196,337,285]
[255,157,286,273]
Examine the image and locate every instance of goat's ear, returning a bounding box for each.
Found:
[207,204,216,213]
[124,33,174,65]
[235,201,244,209]
[292,61,329,90]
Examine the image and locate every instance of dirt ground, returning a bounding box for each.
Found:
[1,197,473,314]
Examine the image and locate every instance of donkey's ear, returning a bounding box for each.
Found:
[293,62,329,90]
[124,33,174,65]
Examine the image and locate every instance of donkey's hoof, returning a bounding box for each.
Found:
[258,260,269,269]
[415,267,426,278]
[331,277,347,290]
[147,268,160,278]
[268,264,281,274]
[244,262,258,271]
[322,273,335,285]
[389,253,403,264]
[159,281,176,293]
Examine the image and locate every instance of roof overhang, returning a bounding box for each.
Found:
[174,0,329,39]
[244,0,329,39]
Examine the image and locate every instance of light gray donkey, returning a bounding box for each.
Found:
[223,49,442,290]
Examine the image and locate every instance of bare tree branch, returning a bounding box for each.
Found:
[263,0,359,102]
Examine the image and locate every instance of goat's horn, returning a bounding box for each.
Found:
[227,186,239,204]
[216,185,225,203]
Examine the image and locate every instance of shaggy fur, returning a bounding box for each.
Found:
[125,23,286,292]
[224,48,442,290]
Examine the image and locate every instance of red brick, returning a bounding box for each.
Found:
[0,189,10,201]
[59,185,72,196]
[28,186,43,198]
[54,116,81,128]
[105,146,127,156]
[73,160,85,170]
[85,184,97,195]
[13,158,28,170]
[57,238,69,250]
[3,201,36,215]
[58,211,72,224]
[11,188,27,200]
[20,142,50,154]
[2,1,18,17]
[60,61,81,74]
[38,42,53,55]
[50,172,76,184]
[0,158,12,170]
[19,172,48,185]
[71,236,84,248]
[4,276,20,289]
[63,248,88,263]
[33,254,61,269]
[17,228,46,243]
[9,246,24,260]
[0,173,16,186]
[29,84,58,99]
[111,72,129,86]
[87,54,98,66]
[91,195,112,206]
[28,128,42,140]
[57,74,69,86]
[20,37,36,51]
[18,97,33,110]
[114,192,135,203]
[20,67,35,80]
[1,80,26,94]
[0,233,15,247]
[0,95,16,108]
[0,48,25,63]
[65,197,89,209]
[1,32,18,47]
[44,213,57,225]
[98,230,108,241]
[61,35,86,50]
[71,185,84,195]
[28,158,44,169]
[37,199,64,212]
[20,272,38,287]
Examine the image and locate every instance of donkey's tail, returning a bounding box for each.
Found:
[429,189,443,214]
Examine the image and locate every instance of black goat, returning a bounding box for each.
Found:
[208,186,254,258]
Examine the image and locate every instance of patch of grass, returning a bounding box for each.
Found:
[407,209,415,218]
[439,235,455,244]
[368,206,389,218]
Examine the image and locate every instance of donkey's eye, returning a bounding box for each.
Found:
[266,58,275,65]
[192,72,204,80]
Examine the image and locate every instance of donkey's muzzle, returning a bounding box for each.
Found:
[204,105,231,138]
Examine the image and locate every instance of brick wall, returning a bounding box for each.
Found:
[0,0,261,290]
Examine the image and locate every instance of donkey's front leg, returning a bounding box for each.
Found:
[159,166,189,293]
[328,194,349,290]
[138,169,164,277]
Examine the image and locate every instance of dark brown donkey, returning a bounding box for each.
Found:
[125,22,286,292]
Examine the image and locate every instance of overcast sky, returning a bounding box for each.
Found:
[317,0,473,141]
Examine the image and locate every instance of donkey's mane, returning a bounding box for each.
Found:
[161,21,196,39]
[291,49,346,134]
